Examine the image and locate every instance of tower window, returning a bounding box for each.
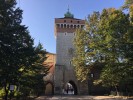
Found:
[68,48,73,55]
[74,25,76,28]
[64,20,66,22]
[67,25,69,28]
[61,24,63,28]
[77,21,80,23]
[71,20,73,23]
[64,24,66,28]
[57,24,60,28]
[70,25,73,28]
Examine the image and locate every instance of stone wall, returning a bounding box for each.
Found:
[54,17,86,95]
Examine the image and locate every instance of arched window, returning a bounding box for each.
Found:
[77,25,80,28]
[67,24,69,28]
[74,25,76,28]
[70,25,73,28]
[61,24,63,28]
[64,24,66,28]
[56,24,60,28]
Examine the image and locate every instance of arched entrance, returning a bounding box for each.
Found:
[63,80,77,95]
[45,82,54,95]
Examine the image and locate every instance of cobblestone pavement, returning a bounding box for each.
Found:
[35,95,133,100]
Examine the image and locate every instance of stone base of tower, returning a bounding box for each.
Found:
[54,64,64,95]
[54,86,63,95]
[54,80,89,95]
[54,64,88,95]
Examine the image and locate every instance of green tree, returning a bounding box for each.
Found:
[73,8,133,95]
[0,0,49,99]
[72,12,101,82]
[72,29,89,81]
[89,8,133,94]
[18,43,49,98]
[122,0,133,9]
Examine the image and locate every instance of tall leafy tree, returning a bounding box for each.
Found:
[19,43,49,98]
[0,0,32,99]
[0,0,48,99]
[89,8,133,94]
[72,12,100,82]
[72,29,89,81]
[73,8,133,95]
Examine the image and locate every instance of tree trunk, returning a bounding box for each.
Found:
[125,84,128,96]
[115,85,119,96]
[4,83,9,100]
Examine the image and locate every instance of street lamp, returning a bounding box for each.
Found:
[9,84,15,100]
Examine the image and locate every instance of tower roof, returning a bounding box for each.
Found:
[64,7,74,18]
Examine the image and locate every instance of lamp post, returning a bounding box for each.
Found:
[9,84,15,100]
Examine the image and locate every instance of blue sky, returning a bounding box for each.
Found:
[17,0,125,53]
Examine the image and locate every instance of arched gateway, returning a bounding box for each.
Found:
[45,82,54,95]
[54,9,88,95]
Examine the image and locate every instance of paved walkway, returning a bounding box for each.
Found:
[35,95,133,100]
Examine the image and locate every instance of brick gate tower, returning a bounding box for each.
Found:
[54,9,88,95]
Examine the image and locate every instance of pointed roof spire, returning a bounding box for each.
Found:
[68,5,70,12]
[64,5,74,18]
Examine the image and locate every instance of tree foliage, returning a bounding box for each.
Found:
[122,0,133,9]
[73,7,133,94]
[72,29,89,81]
[19,43,49,97]
[0,0,48,99]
